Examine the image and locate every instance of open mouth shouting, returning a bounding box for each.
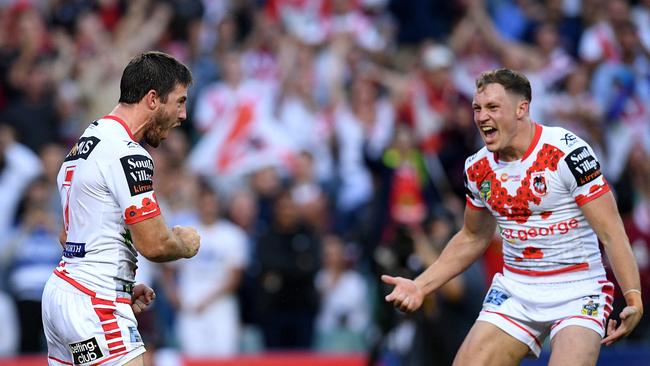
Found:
[481,125,498,143]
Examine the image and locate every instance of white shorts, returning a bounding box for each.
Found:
[476,273,614,357]
[42,272,146,365]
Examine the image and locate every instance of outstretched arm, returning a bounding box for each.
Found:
[580,191,643,346]
[382,206,496,312]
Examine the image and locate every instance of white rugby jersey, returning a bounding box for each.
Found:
[54,116,161,300]
[464,124,610,283]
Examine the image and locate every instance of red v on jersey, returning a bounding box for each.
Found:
[467,144,565,224]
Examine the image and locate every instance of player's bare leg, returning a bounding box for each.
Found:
[453,321,530,366]
[548,325,601,366]
[123,354,145,366]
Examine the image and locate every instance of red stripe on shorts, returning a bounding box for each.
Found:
[92,298,116,307]
[94,307,115,323]
[105,331,122,341]
[55,270,132,304]
[110,347,127,354]
[116,297,131,304]
[482,310,542,348]
[108,340,124,349]
[552,315,604,330]
[102,321,119,332]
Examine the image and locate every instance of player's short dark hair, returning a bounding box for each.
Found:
[476,68,532,102]
[119,51,192,104]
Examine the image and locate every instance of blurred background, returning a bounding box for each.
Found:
[0,0,649,365]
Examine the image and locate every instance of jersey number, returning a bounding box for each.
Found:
[62,166,76,232]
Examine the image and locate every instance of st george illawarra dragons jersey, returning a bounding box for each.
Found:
[464,124,610,283]
[54,116,161,300]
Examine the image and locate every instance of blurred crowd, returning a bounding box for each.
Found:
[0,0,649,364]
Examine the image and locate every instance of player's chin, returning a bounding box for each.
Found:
[484,141,499,152]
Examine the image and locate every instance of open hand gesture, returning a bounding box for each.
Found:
[382,275,425,312]
[601,305,643,346]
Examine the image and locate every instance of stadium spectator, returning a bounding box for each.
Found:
[0,125,42,241]
[2,177,61,353]
[165,182,248,357]
[256,190,320,349]
[314,234,370,352]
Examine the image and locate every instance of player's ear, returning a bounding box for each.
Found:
[516,99,529,118]
[144,89,158,110]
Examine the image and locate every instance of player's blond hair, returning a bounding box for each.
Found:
[476,68,532,102]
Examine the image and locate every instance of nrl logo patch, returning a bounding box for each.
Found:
[581,300,599,316]
[479,181,491,201]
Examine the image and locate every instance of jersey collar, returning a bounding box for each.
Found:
[493,123,542,163]
[103,115,136,141]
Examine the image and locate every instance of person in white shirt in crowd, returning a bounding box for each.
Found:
[166,181,248,357]
[541,65,605,156]
[578,0,631,68]
[275,40,334,184]
[0,125,42,242]
[314,234,369,351]
[327,36,395,236]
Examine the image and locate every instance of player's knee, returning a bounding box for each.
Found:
[453,331,528,366]
[454,347,523,366]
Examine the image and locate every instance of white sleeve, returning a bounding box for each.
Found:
[464,155,487,210]
[104,152,161,225]
[558,138,610,206]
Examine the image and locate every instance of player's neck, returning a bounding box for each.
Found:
[108,104,148,141]
[498,120,536,162]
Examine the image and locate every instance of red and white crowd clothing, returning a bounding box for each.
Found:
[264,0,385,51]
[189,78,298,182]
[43,116,160,365]
[464,124,614,355]
[578,21,620,64]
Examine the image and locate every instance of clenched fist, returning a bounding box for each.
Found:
[173,226,200,258]
[131,283,155,315]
